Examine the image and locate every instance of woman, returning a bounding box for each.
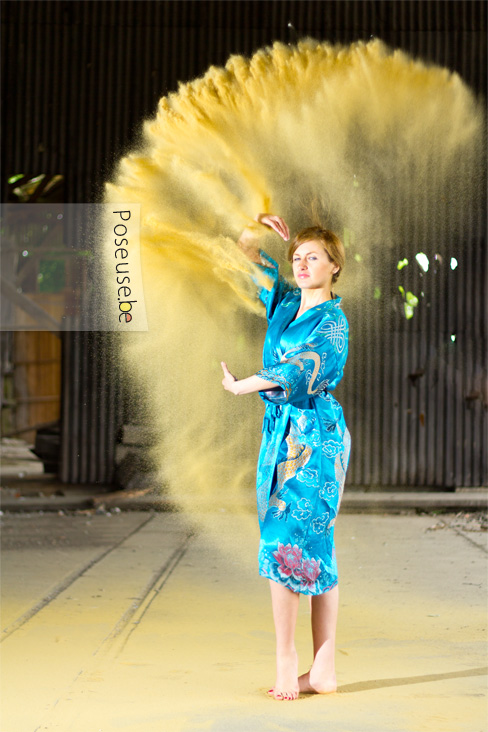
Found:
[221,213,351,701]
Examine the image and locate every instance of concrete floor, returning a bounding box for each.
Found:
[1,510,487,732]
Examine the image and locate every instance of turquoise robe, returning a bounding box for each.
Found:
[254,252,351,595]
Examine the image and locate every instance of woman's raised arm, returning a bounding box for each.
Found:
[237,213,290,263]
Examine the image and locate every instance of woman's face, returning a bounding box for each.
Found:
[291,240,339,290]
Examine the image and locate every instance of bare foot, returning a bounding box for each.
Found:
[298,669,337,695]
[268,649,299,700]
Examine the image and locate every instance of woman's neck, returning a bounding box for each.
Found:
[298,286,333,311]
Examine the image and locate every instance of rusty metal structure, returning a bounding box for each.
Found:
[1,1,486,487]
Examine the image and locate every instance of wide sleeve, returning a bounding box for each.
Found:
[251,251,295,322]
[256,309,349,405]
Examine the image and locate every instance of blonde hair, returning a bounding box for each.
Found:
[287,227,345,285]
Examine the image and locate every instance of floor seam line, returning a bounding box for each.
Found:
[1,512,156,641]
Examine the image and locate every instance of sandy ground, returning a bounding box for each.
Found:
[1,510,487,732]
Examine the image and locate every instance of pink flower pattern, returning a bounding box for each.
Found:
[300,557,321,586]
[272,542,322,590]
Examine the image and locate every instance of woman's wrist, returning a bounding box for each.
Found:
[240,214,269,239]
[231,374,280,396]
[231,378,249,396]
[240,221,263,242]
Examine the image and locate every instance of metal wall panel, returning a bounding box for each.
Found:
[2,1,486,486]
[59,328,122,484]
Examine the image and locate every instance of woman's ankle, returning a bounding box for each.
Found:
[276,645,297,657]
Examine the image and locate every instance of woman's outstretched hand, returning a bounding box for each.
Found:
[221,361,238,394]
[255,214,290,242]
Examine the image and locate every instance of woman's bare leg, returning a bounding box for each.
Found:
[268,579,300,700]
[298,583,339,693]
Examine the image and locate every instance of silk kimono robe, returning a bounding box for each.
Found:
[253,251,351,596]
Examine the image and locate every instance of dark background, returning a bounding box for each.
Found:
[1,1,486,488]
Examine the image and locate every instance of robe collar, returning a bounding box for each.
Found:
[286,288,342,323]
[268,290,343,361]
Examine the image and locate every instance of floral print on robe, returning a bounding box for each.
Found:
[253,251,351,595]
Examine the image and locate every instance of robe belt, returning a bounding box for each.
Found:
[263,404,283,434]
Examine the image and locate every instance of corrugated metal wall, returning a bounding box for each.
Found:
[59,328,120,484]
[343,178,486,488]
[2,1,486,486]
